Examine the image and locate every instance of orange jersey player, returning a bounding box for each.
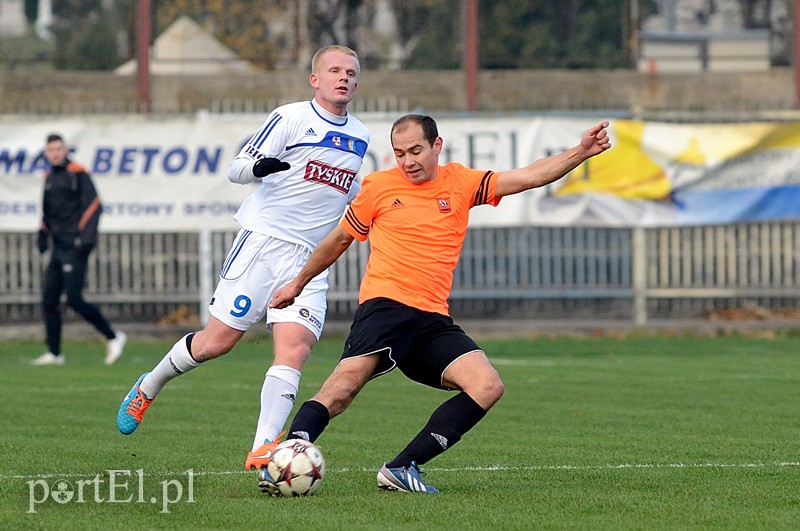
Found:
[270,113,611,493]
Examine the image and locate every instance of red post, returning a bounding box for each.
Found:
[136,0,151,114]
[795,0,800,107]
[464,0,479,112]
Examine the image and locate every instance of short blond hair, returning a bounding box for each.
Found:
[311,45,360,76]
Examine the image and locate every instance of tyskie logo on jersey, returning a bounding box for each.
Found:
[305,160,356,194]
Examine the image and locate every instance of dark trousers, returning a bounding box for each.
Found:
[42,245,114,355]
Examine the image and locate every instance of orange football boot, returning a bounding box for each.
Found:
[117,372,154,435]
[245,431,286,470]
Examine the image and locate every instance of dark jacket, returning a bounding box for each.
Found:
[40,159,102,251]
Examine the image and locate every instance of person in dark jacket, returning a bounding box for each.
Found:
[31,133,127,366]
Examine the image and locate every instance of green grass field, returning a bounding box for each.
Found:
[1,333,800,529]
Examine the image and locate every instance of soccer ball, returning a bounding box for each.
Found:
[258,439,325,497]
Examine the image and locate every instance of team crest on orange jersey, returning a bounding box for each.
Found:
[436,197,451,213]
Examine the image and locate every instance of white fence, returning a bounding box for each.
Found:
[2,221,800,327]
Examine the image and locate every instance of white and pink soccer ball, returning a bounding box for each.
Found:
[258,439,325,497]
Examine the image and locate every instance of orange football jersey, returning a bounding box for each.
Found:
[341,162,500,314]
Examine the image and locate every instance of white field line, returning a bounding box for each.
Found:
[5,461,800,480]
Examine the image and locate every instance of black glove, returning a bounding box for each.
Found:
[253,157,290,178]
[37,230,48,254]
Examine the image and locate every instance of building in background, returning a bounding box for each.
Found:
[638,0,787,72]
[115,15,259,76]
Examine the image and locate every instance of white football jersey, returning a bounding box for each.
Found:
[227,99,370,249]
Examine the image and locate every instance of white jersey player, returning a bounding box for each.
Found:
[228,99,368,248]
[117,45,370,471]
[219,98,368,335]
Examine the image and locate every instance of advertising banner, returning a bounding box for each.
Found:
[2,115,799,231]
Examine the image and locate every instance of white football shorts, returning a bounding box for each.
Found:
[208,229,328,339]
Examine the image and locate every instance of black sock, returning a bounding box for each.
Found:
[387,392,487,468]
[287,400,330,443]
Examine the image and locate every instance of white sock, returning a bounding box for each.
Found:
[251,365,301,451]
[140,333,202,397]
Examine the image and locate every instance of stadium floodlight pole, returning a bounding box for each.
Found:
[795,0,800,107]
[629,0,639,67]
[136,0,152,114]
[464,0,479,112]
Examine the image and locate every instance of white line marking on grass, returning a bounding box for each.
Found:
[434,462,800,472]
[5,461,799,480]
[12,382,261,396]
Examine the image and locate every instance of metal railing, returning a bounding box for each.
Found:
[2,221,799,326]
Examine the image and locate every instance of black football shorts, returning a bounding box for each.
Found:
[340,297,482,389]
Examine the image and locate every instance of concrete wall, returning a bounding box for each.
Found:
[1,68,797,116]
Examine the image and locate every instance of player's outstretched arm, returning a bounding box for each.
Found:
[270,225,355,309]
[495,120,611,198]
